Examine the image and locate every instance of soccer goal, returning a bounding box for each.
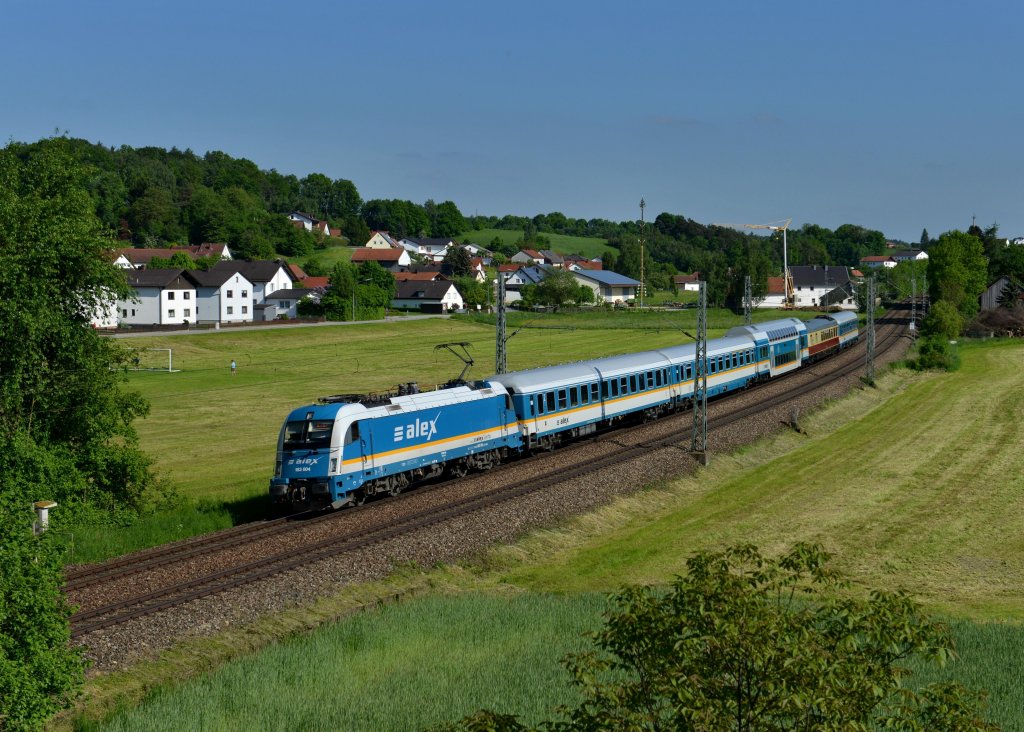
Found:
[129,348,179,372]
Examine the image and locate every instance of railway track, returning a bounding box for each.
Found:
[69,310,908,639]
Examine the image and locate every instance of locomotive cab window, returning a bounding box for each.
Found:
[344,422,359,445]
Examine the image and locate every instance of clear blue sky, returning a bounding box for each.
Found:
[3,0,1022,242]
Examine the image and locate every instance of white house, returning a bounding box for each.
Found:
[392,280,464,312]
[288,212,336,238]
[789,265,857,310]
[215,261,294,306]
[399,237,456,262]
[118,269,198,326]
[364,231,401,249]
[889,249,929,263]
[264,288,316,319]
[672,273,701,292]
[351,247,412,269]
[88,288,120,328]
[571,269,641,304]
[185,268,255,324]
[859,255,897,269]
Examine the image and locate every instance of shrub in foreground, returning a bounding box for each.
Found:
[440,543,998,731]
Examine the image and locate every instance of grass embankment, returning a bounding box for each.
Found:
[73,341,1024,730]
[461,229,613,260]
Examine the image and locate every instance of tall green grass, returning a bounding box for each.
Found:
[85,593,605,732]
[82,593,1019,731]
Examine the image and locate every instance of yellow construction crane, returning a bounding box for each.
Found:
[714,219,793,308]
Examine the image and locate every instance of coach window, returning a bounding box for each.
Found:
[591,383,600,401]
[546,392,556,413]
[655,370,662,387]
[570,387,579,407]
[558,389,568,410]
[610,379,619,397]
[601,380,610,398]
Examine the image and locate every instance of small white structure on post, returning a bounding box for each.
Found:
[33,500,57,534]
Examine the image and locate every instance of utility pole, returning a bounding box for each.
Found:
[743,274,752,325]
[691,281,709,464]
[910,265,917,335]
[639,198,646,309]
[495,274,508,374]
[866,276,876,385]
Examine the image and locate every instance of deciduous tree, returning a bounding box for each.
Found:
[441,544,998,731]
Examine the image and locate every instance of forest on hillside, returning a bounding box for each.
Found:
[11,137,940,305]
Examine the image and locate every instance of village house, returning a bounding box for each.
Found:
[351,247,412,269]
[889,249,929,263]
[672,272,701,292]
[980,276,1024,311]
[288,211,338,238]
[115,243,233,269]
[859,255,897,269]
[391,280,465,313]
[264,288,317,319]
[501,265,548,303]
[215,261,294,307]
[364,231,402,249]
[186,267,255,324]
[398,237,456,262]
[789,265,857,310]
[117,270,198,326]
[571,269,641,304]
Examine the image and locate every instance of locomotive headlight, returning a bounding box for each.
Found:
[275,459,282,477]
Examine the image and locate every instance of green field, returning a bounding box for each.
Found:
[76,341,1024,730]
[290,243,354,271]
[63,309,838,561]
[461,228,613,259]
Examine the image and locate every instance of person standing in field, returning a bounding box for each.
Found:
[230,359,236,376]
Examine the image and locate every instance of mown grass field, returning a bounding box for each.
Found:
[461,228,613,259]
[73,340,1024,731]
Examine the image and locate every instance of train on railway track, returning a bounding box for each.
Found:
[270,311,859,513]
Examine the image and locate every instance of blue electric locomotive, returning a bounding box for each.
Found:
[270,383,520,511]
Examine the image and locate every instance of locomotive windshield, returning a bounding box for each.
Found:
[283,419,334,449]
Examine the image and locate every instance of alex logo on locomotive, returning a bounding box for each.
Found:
[393,412,441,443]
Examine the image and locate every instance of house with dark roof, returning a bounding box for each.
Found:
[117,269,197,326]
[571,269,642,304]
[185,267,255,324]
[391,280,464,313]
[501,265,548,303]
[288,212,338,238]
[890,249,929,263]
[213,260,294,305]
[264,288,317,319]
[789,265,856,310]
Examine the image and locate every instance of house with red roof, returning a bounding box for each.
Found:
[351,247,411,269]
